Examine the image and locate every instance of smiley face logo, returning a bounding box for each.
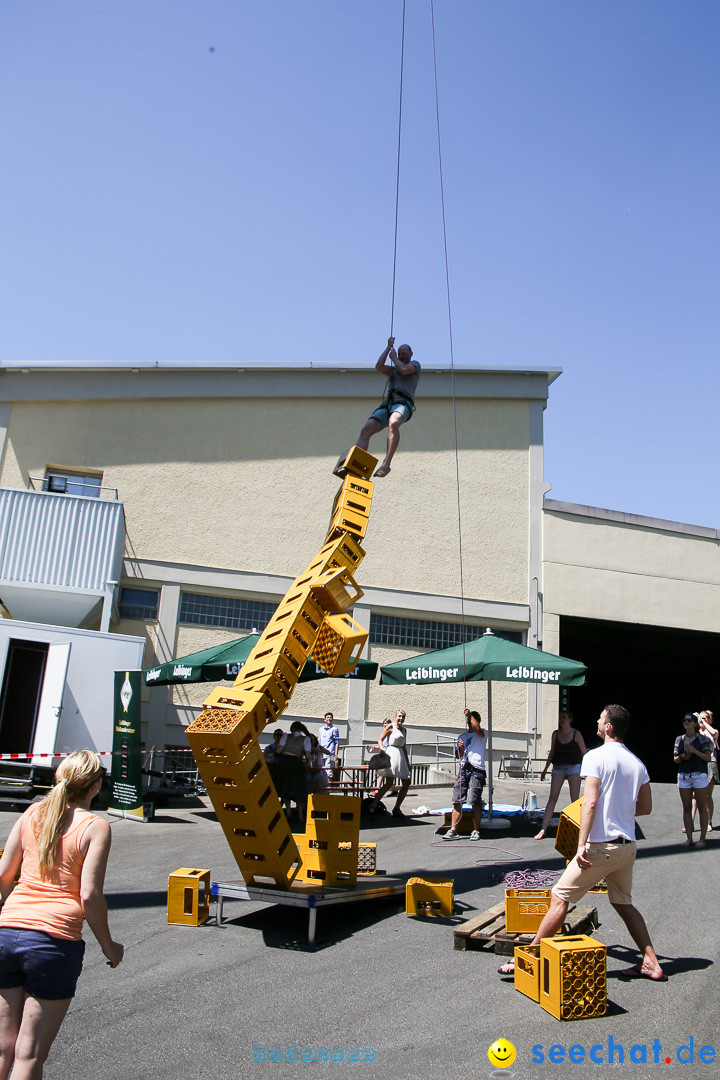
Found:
[487,1039,516,1068]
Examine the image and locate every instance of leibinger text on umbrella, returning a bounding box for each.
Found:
[506,666,560,683]
[405,667,459,681]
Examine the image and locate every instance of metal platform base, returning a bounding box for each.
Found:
[211,875,406,945]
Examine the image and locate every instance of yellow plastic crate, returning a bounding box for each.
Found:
[310,566,364,614]
[554,797,583,861]
[539,935,607,1021]
[357,842,377,875]
[326,503,370,543]
[294,794,361,888]
[167,868,211,926]
[514,943,542,1002]
[311,613,368,677]
[505,888,552,934]
[442,810,476,835]
[333,445,377,480]
[406,878,454,916]
[331,475,374,520]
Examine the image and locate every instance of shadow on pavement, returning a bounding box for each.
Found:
[221,893,406,952]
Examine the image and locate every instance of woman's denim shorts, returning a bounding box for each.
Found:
[553,764,581,779]
[0,928,85,1000]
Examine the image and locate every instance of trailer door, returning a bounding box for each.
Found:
[32,642,71,764]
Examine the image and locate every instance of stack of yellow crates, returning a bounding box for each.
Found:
[294,793,361,887]
[515,934,607,1020]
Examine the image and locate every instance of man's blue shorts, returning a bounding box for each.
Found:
[368,400,412,429]
[0,928,85,1000]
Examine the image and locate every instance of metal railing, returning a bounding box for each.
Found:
[337,742,436,788]
[434,734,460,776]
[27,475,120,500]
[143,749,205,795]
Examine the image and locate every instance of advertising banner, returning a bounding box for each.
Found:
[108,670,145,822]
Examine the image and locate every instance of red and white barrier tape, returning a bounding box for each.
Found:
[0,749,195,761]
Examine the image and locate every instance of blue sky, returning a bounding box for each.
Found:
[2,1,718,526]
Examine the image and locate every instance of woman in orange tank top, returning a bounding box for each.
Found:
[0,751,123,1079]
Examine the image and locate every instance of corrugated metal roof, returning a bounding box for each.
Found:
[0,488,125,591]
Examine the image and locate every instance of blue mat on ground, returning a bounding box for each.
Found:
[429,804,529,819]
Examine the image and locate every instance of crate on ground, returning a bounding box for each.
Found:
[538,934,607,1021]
[514,943,542,1002]
[167,868,211,926]
[454,900,598,955]
[442,809,479,835]
[504,888,551,934]
[406,877,454,916]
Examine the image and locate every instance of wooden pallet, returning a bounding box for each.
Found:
[453,900,599,955]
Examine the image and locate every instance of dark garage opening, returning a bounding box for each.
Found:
[0,640,49,755]
[559,616,719,783]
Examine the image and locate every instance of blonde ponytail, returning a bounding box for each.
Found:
[33,751,102,874]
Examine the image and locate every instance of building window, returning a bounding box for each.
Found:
[44,467,103,498]
[179,593,276,632]
[118,587,160,621]
[369,614,522,651]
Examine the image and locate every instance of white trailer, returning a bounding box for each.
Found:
[0,619,144,763]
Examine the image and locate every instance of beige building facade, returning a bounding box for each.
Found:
[541,500,720,780]
[0,363,717,776]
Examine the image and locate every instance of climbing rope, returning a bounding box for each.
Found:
[389,2,468,705]
[389,0,407,340]
[429,0,468,704]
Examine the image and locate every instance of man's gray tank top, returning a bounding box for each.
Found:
[389,360,421,402]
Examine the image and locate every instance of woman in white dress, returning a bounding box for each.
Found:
[368,710,411,818]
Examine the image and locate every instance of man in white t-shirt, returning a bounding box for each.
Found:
[499,704,664,981]
[443,708,487,841]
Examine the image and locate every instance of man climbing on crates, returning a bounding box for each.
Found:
[337,337,421,479]
[497,704,665,982]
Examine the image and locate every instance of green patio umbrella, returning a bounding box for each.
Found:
[143,633,378,686]
[380,630,586,823]
[379,631,586,687]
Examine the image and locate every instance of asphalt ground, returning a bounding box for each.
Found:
[0,777,717,1080]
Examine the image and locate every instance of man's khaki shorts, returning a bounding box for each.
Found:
[552,840,636,906]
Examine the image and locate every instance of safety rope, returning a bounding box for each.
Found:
[430,0,468,704]
[389,0,406,340]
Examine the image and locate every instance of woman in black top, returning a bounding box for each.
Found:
[534,710,587,840]
[674,713,712,847]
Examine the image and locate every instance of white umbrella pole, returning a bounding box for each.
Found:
[482,678,510,831]
[487,680,493,819]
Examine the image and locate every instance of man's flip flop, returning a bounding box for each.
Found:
[497,962,515,976]
[333,452,350,478]
[619,965,667,982]
[374,465,391,478]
